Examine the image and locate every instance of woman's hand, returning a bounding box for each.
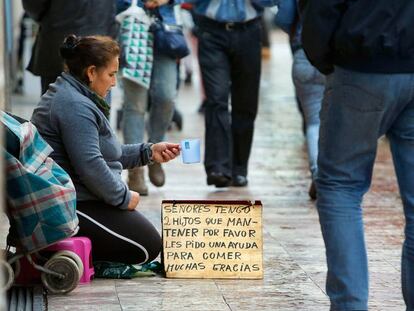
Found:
[127,191,140,211]
[145,0,169,9]
[151,142,180,163]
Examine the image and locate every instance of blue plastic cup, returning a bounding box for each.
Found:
[180,139,201,164]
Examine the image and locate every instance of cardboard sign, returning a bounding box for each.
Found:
[162,200,263,279]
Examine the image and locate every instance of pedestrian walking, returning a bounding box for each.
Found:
[275,0,325,200]
[119,0,187,195]
[23,0,118,95]
[180,0,279,188]
[301,0,414,309]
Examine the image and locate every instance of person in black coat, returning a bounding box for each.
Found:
[23,0,119,94]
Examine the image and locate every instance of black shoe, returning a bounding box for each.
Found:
[171,109,183,131]
[198,100,206,114]
[184,72,192,85]
[207,172,232,188]
[309,181,317,200]
[232,175,248,187]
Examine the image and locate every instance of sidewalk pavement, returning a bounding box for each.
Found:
[7,31,405,311]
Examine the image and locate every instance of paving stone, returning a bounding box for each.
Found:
[47,279,121,310]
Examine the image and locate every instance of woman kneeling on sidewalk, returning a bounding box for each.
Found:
[31,34,180,265]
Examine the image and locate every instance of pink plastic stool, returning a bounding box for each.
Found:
[46,237,95,284]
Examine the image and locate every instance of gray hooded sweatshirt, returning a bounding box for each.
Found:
[31,73,152,210]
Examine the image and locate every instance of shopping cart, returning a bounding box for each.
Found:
[4,236,94,294]
[1,111,83,294]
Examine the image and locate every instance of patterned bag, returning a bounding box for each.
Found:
[117,1,153,89]
[2,112,79,253]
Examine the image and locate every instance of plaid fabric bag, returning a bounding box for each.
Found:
[117,1,153,89]
[2,112,79,253]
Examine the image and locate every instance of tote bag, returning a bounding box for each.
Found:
[117,0,153,89]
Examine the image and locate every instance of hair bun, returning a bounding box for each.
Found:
[60,34,80,59]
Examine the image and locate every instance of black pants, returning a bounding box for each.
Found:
[197,17,262,178]
[76,201,162,265]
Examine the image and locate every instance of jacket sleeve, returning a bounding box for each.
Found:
[300,0,347,74]
[274,0,298,33]
[119,143,153,169]
[22,0,51,22]
[56,102,131,210]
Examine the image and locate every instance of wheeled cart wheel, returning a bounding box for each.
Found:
[41,255,81,294]
[51,250,84,278]
[0,259,14,291]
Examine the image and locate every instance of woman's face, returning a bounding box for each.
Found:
[88,56,119,98]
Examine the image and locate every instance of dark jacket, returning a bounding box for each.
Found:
[300,0,414,75]
[23,0,118,78]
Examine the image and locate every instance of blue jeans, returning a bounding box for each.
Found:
[292,49,325,179]
[317,67,414,311]
[122,54,177,144]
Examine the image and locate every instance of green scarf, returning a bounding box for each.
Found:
[90,92,111,119]
[70,74,111,119]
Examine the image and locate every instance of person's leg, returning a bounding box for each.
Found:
[198,25,232,186]
[148,54,177,143]
[14,13,27,94]
[292,49,325,199]
[122,78,148,144]
[171,62,183,131]
[121,78,149,194]
[181,9,195,84]
[146,55,177,187]
[76,201,161,265]
[182,33,194,85]
[387,100,414,310]
[260,16,270,48]
[229,21,262,185]
[317,68,391,310]
[171,108,183,131]
[260,16,271,59]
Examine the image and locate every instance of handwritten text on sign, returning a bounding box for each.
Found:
[162,201,263,279]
